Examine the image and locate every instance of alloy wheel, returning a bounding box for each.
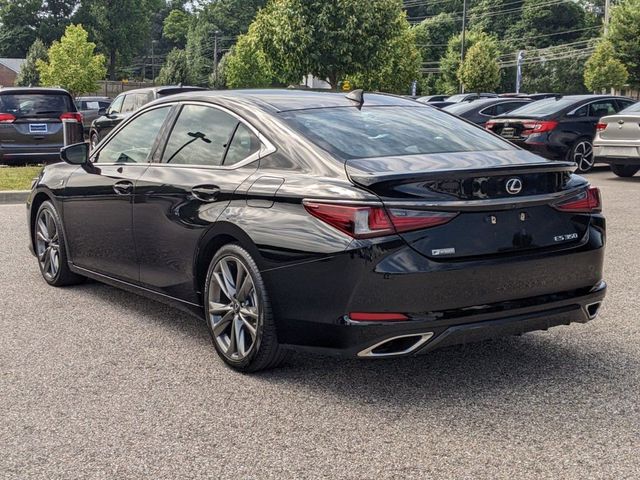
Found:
[35,209,60,280]
[573,140,594,172]
[208,255,260,361]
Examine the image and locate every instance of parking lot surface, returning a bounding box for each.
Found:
[1,169,639,479]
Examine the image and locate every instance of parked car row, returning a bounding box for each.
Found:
[485,95,636,174]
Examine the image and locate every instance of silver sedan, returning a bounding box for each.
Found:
[593,101,640,177]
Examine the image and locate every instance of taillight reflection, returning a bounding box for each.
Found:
[0,113,16,123]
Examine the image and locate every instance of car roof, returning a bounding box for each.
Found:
[154,88,421,113]
[76,96,111,100]
[117,85,205,96]
[552,94,632,102]
[0,87,72,95]
[445,97,530,111]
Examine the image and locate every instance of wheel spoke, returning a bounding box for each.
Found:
[219,259,237,298]
[45,211,54,236]
[212,310,234,337]
[240,314,257,340]
[37,218,49,241]
[212,272,233,301]
[236,274,253,302]
[42,247,51,274]
[50,248,59,274]
[234,317,245,357]
[240,306,258,320]
[227,316,237,355]
[209,301,233,316]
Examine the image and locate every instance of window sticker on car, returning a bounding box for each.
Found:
[29,124,48,134]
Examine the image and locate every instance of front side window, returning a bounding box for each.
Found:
[108,95,124,114]
[162,105,254,166]
[95,107,170,164]
[280,106,514,160]
[121,95,137,113]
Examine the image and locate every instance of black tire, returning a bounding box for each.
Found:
[90,132,100,151]
[569,137,595,173]
[204,244,288,372]
[34,201,85,287]
[610,164,640,178]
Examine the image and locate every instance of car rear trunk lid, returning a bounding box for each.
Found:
[345,150,589,259]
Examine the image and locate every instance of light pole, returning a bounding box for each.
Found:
[460,0,468,93]
[213,30,220,87]
[151,40,157,85]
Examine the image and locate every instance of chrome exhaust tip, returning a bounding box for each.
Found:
[584,301,602,320]
[357,332,434,358]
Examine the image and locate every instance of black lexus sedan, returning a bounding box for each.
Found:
[485,95,635,173]
[27,89,606,372]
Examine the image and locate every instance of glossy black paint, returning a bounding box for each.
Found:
[443,98,532,125]
[28,89,607,358]
[487,95,635,161]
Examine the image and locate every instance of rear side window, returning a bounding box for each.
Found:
[589,101,616,117]
[0,93,73,118]
[96,107,170,164]
[616,99,636,111]
[620,101,640,113]
[280,106,513,160]
[162,105,257,166]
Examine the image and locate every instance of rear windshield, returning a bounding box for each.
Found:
[501,97,577,117]
[0,93,73,118]
[280,106,514,160]
[443,102,478,114]
[620,101,640,113]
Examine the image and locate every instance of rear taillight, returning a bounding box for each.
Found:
[60,112,83,123]
[349,312,408,322]
[596,122,608,132]
[0,113,16,123]
[554,187,601,213]
[522,120,558,136]
[303,201,458,239]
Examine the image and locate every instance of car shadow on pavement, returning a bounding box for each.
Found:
[74,281,637,408]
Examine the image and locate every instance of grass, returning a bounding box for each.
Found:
[0,166,43,191]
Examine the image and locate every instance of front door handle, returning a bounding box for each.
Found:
[192,185,221,202]
[113,180,133,195]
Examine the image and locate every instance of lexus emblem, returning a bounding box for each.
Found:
[505,178,523,195]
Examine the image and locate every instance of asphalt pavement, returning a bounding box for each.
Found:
[1,169,639,479]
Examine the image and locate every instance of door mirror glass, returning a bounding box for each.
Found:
[61,142,90,165]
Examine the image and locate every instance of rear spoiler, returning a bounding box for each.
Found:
[347,161,576,188]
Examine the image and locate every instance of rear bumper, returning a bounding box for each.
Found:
[264,218,606,357]
[0,148,61,165]
[594,156,640,166]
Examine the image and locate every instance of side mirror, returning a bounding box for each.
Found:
[98,107,107,116]
[60,142,90,165]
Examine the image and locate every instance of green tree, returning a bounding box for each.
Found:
[349,16,421,94]
[163,9,191,47]
[470,0,524,39]
[225,28,273,89]
[0,0,41,57]
[520,46,589,94]
[412,13,457,95]
[458,40,501,92]
[439,30,499,94]
[606,0,640,85]
[210,51,229,89]
[185,0,265,86]
[156,48,189,85]
[251,0,407,88]
[584,40,629,92]
[15,39,47,86]
[37,24,106,96]
[82,0,154,80]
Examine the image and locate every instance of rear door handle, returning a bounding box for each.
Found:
[113,180,133,195]
[192,185,221,202]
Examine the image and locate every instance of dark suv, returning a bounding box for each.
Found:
[0,87,83,165]
[89,85,205,149]
[485,95,635,173]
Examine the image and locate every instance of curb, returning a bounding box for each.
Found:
[0,190,30,205]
